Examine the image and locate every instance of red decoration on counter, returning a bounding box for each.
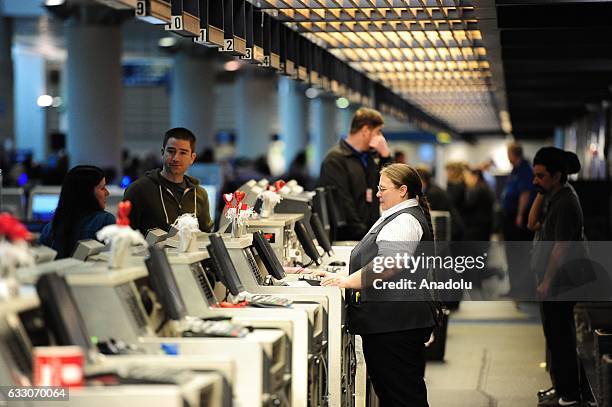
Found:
[117,200,132,226]
[0,212,32,241]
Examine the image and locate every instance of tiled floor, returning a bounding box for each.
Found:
[426,301,551,407]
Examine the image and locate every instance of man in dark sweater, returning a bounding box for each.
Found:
[318,107,392,241]
[123,127,213,235]
[531,147,587,407]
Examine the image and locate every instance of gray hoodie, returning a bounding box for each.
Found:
[123,169,213,235]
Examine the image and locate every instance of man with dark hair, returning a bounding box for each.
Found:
[123,127,213,235]
[318,107,392,240]
[531,147,588,407]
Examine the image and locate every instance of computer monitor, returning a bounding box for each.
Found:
[218,181,257,233]
[312,188,330,236]
[105,186,125,218]
[294,220,321,266]
[29,193,60,222]
[144,246,188,321]
[35,272,93,354]
[310,213,332,255]
[252,231,286,280]
[1,188,26,219]
[324,187,346,240]
[187,163,223,190]
[201,185,217,220]
[206,234,245,296]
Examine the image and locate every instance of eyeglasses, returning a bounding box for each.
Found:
[377,185,395,192]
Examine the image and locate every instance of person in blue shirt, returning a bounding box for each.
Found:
[502,142,535,296]
[39,165,116,258]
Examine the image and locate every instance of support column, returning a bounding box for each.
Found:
[66,21,122,171]
[310,95,337,176]
[0,16,14,141]
[170,53,216,152]
[13,45,46,162]
[278,76,308,169]
[235,69,277,159]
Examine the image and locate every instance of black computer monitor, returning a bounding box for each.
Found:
[35,273,92,354]
[294,219,321,266]
[312,188,330,235]
[310,213,332,255]
[324,186,346,240]
[206,234,245,296]
[144,246,188,321]
[252,231,286,280]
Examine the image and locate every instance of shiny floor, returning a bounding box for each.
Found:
[426,301,550,407]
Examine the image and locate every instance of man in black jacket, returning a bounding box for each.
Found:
[318,108,392,240]
[123,127,214,235]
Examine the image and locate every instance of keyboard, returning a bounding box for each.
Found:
[298,275,323,286]
[87,366,195,386]
[246,294,293,308]
[181,317,250,338]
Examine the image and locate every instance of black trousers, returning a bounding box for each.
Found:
[361,328,431,407]
[540,302,580,400]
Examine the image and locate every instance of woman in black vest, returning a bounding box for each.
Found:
[319,163,436,407]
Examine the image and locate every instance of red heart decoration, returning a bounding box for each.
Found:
[117,200,132,226]
[235,190,246,204]
[274,180,286,191]
[223,193,234,206]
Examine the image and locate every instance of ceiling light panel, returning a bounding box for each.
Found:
[257,0,499,132]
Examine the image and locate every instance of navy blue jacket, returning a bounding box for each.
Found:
[39,211,116,258]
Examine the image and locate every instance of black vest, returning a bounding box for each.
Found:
[347,205,436,335]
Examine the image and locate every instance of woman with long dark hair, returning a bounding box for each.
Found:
[39,165,116,258]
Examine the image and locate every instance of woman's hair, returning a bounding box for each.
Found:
[51,165,106,258]
[445,162,468,183]
[468,168,485,184]
[380,163,434,240]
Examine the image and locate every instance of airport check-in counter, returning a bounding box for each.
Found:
[165,228,351,406]
[0,290,228,407]
[245,213,304,266]
[222,233,354,407]
[16,260,289,407]
[83,244,326,407]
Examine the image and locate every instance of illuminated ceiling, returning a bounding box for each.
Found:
[257,0,501,133]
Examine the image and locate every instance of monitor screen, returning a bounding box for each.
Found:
[312,188,330,232]
[105,187,125,218]
[30,194,59,222]
[201,185,217,220]
[252,231,285,280]
[1,188,25,219]
[294,219,321,266]
[206,234,244,296]
[144,246,188,321]
[310,213,332,255]
[35,272,92,353]
[324,186,346,240]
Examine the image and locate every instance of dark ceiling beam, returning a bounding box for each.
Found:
[500,28,612,47]
[497,3,612,29]
[503,59,612,73]
[502,46,612,60]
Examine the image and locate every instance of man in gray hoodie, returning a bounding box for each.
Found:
[123,127,213,235]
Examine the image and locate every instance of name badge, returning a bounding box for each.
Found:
[365,188,373,203]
